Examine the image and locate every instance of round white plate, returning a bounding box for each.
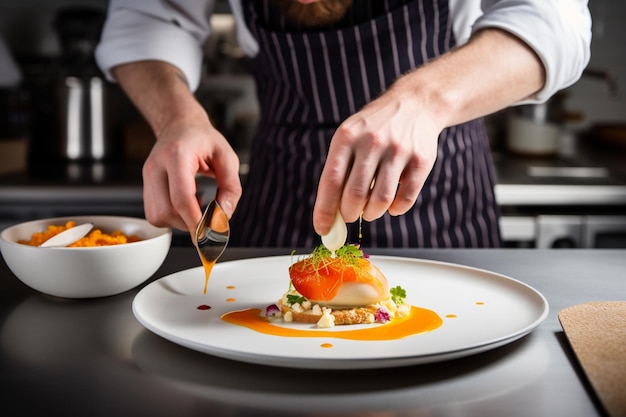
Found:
[132,255,548,369]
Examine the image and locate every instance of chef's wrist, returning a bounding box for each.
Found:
[387,69,452,130]
[153,100,212,139]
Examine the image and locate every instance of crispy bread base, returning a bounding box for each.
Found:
[278,301,379,325]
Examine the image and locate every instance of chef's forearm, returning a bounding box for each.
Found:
[389,28,545,129]
[112,61,210,137]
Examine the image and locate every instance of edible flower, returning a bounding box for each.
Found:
[375,307,391,323]
[264,304,281,318]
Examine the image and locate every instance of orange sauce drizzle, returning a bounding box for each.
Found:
[226,298,236,303]
[476,301,485,305]
[221,306,443,341]
[226,285,236,290]
[320,343,334,348]
[445,314,457,318]
[199,203,229,294]
[201,257,217,294]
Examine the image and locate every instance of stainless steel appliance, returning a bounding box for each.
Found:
[58,75,109,160]
[26,6,123,166]
[496,155,626,248]
[501,213,626,248]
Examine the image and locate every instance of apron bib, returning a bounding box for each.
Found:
[229,0,501,248]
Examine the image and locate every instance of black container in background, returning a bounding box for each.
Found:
[27,6,124,167]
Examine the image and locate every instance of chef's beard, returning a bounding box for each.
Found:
[270,0,354,28]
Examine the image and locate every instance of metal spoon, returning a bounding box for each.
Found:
[40,222,94,248]
[195,198,230,293]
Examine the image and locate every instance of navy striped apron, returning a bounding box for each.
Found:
[229,0,501,248]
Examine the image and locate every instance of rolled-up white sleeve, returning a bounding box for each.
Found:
[472,0,592,103]
[95,0,216,92]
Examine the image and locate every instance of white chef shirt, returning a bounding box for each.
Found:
[95,0,592,104]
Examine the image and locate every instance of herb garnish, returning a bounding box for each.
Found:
[286,293,307,305]
[307,243,363,266]
[390,285,407,305]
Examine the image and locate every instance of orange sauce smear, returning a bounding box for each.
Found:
[221,306,443,341]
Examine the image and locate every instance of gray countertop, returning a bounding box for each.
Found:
[0,247,624,417]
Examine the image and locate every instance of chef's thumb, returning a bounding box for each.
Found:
[215,183,242,220]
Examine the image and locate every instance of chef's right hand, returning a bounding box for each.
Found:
[111,61,242,234]
[141,114,242,234]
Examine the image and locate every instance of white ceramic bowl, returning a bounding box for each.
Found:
[0,216,172,298]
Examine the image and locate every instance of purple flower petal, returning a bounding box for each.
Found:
[265,304,281,317]
[375,307,390,323]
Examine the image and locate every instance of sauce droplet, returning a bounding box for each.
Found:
[320,343,334,348]
[359,214,363,241]
[476,301,485,305]
[226,298,236,303]
[197,304,212,310]
[445,314,457,318]
[226,285,235,290]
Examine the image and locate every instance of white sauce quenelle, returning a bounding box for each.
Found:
[321,209,347,257]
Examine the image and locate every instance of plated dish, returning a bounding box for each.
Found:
[132,255,548,369]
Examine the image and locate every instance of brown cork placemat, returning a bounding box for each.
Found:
[558,302,626,417]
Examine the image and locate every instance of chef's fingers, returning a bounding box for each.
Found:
[340,139,383,223]
[388,159,431,216]
[142,159,189,232]
[361,157,403,222]
[313,142,352,236]
[166,159,205,234]
[211,149,243,219]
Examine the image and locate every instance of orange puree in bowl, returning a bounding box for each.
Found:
[221,306,443,341]
[19,221,141,247]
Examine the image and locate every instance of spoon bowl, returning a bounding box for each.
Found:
[195,198,230,293]
[195,200,230,260]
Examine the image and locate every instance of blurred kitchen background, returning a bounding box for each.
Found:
[0,0,625,248]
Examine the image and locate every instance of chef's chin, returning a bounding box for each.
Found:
[270,0,353,28]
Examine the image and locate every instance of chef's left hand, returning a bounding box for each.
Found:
[313,28,548,236]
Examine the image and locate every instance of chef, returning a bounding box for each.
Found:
[96,0,591,247]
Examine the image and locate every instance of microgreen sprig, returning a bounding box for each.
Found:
[390,285,407,305]
[286,294,307,305]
